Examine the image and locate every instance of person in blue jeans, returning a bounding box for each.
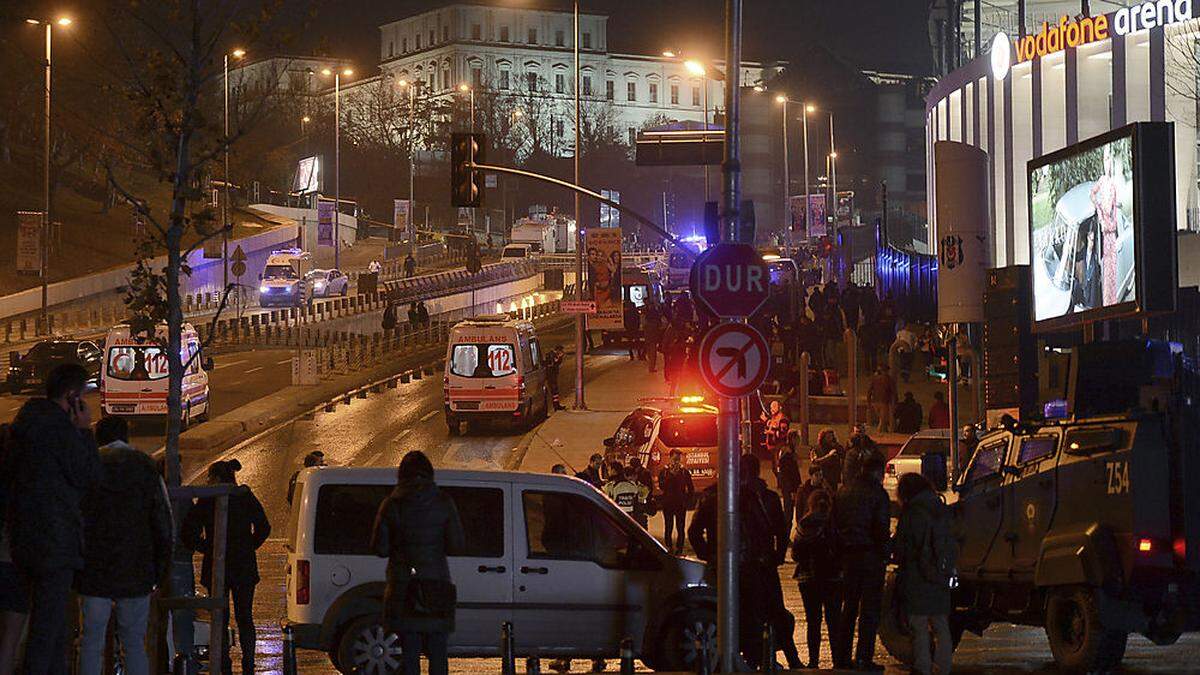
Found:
[78,416,173,675]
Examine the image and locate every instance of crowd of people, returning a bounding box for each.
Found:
[0,364,272,674]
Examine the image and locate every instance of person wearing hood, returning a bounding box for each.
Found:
[181,459,270,674]
[810,428,845,489]
[6,363,100,675]
[791,487,841,668]
[77,416,173,675]
[371,451,465,675]
[894,473,954,675]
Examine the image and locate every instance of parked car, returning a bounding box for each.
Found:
[284,468,716,673]
[882,428,952,506]
[607,396,719,493]
[7,339,103,394]
[305,268,350,298]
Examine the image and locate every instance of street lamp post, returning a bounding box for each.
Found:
[802,104,813,240]
[686,60,710,202]
[573,0,585,410]
[399,79,418,246]
[322,67,353,269]
[458,83,475,132]
[223,48,245,293]
[29,16,71,332]
[775,96,790,250]
[829,114,838,224]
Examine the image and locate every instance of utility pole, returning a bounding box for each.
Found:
[573,0,586,410]
[41,21,51,333]
[718,0,743,670]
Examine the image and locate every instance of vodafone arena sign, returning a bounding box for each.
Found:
[690,243,770,318]
[699,323,770,397]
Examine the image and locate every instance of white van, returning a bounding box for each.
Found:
[260,248,313,307]
[284,468,716,673]
[99,322,212,427]
[443,315,549,434]
[500,243,534,260]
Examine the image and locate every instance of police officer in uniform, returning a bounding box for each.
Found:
[545,345,566,411]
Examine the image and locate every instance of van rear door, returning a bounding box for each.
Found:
[446,338,521,413]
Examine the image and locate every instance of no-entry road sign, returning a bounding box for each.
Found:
[690,243,770,318]
[699,323,770,398]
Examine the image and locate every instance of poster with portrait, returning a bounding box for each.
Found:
[585,228,623,331]
[807,194,828,238]
[317,199,334,246]
[16,211,42,274]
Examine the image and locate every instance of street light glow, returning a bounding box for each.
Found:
[343,68,353,76]
[775,94,787,104]
[25,18,40,24]
[662,50,676,58]
[231,48,246,58]
[321,68,332,76]
[684,60,706,77]
[830,151,838,158]
[806,104,816,113]
[397,78,409,87]
[302,115,311,123]
[56,17,72,26]
[753,85,765,92]
[459,83,470,92]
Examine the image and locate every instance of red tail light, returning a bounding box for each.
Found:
[296,559,310,605]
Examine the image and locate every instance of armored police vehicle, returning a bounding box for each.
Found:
[881,339,1200,672]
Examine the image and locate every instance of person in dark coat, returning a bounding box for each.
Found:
[658,450,694,554]
[575,452,606,489]
[775,435,803,536]
[894,473,954,675]
[404,253,417,278]
[642,301,664,373]
[544,345,566,410]
[810,428,845,489]
[832,455,891,671]
[7,364,100,675]
[370,451,466,675]
[895,392,923,435]
[181,459,270,674]
[794,464,835,527]
[623,300,642,361]
[0,423,25,675]
[842,425,886,487]
[78,416,173,675]
[791,487,841,668]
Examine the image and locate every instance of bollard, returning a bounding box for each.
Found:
[281,624,297,675]
[501,621,517,675]
[694,635,711,675]
[619,637,635,674]
[761,622,777,673]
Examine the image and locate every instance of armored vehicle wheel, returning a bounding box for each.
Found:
[1045,587,1128,672]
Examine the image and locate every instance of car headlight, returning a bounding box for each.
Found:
[314,281,325,289]
[259,284,269,293]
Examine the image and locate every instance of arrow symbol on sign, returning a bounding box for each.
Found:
[714,340,755,381]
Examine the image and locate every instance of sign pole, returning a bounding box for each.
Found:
[718,0,743,669]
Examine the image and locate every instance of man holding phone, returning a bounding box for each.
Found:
[7,363,100,674]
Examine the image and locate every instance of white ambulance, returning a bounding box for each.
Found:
[259,248,313,307]
[443,315,550,434]
[100,321,212,427]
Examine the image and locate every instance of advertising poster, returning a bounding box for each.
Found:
[934,142,989,324]
[1029,134,1135,324]
[836,190,855,227]
[293,156,320,195]
[585,228,623,331]
[807,195,828,238]
[16,211,42,274]
[788,195,805,234]
[317,199,334,246]
[393,199,411,236]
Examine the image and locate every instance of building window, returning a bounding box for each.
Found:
[626,81,636,102]
[605,80,614,101]
[527,72,539,91]
[582,32,592,49]
[500,26,509,42]
[388,41,394,58]
[442,25,449,42]
[649,82,658,103]
[628,127,637,146]
[556,119,565,137]
[500,70,510,89]
[402,37,408,53]
[428,73,434,89]
[582,75,592,96]
[471,23,481,40]
[692,86,701,106]
[670,84,679,105]
[555,73,565,94]
[528,28,537,44]
[416,34,422,49]
[472,67,483,88]
[429,30,435,45]
[555,30,565,46]
[443,68,450,90]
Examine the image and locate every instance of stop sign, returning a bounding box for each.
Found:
[689,243,770,318]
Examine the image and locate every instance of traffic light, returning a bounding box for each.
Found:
[450,133,486,208]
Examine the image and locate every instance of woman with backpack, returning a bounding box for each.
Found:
[894,472,954,674]
[791,487,842,668]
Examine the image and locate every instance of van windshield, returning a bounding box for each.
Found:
[502,248,527,258]
[659,414,717,447]
[450,343,517,377]
[264,264,297,280]
[106,345,169,381]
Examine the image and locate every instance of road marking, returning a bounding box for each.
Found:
[275,358,293,366]
[245,366,263,374]
[419,410,438,422]
[214,359,248,370]
[395,428,412,439]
